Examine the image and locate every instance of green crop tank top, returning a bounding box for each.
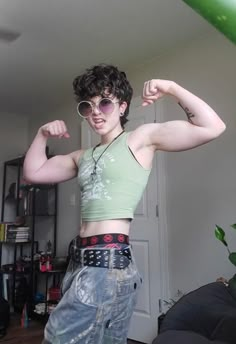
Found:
[78,132,151,221]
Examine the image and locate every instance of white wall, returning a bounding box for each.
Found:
[0,112,29,263]
[128,30,236,297]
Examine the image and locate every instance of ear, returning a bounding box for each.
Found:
[119,101,127,114]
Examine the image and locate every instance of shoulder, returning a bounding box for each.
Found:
[127,123,161,150]
[69,149,85,166]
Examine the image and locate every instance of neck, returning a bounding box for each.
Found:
[100,127,124,145]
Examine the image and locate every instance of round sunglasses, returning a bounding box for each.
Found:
[77,98,119,118]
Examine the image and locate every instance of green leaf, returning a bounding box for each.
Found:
[215,225,228,246]
[230,224,236,230]
[229,252,236,267]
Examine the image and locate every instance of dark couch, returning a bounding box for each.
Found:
[153,282,236,344]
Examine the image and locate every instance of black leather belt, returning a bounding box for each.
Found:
[70,246,132,269]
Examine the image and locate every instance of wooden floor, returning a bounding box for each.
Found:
[0,314,44,344]
[0,314,142,343]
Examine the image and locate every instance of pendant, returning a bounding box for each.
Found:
[91,167,97,182]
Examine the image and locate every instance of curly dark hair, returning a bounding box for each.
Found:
[73,64,133,128]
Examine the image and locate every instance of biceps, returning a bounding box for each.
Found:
[25,155,77,184]
[152,121,213,152]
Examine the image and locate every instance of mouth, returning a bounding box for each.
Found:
[92,118,106,129]
[93,118,105,124]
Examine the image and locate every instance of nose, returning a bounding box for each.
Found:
[92,104,101,115]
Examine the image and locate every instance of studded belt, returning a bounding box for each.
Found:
[70,246,132,269]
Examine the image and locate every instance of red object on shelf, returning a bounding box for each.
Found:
[46,254,52,271]
[48,287,60,301]
[39,253,47,272]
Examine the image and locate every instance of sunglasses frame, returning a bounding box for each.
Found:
[76,97,120,118]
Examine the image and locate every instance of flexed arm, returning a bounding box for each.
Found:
[23,120,80,184]
[138,79,226,152]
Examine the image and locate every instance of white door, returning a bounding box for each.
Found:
[81,100,165,344]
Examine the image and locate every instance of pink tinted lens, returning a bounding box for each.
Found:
[78,102,92,117]
[99,99,115,114]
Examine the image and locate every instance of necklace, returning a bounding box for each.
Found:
[90,130,124,181]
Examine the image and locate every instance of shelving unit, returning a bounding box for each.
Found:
[34,269,65,320]
[0,155,61,317]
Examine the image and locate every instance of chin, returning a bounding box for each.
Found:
[93,126,107,133]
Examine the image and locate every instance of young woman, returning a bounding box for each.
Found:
[23,64,226,344]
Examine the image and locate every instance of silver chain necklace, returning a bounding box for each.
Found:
[91,130,124,181]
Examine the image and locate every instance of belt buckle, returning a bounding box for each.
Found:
[113,247,132,269]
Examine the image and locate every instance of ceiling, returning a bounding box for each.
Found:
[0,0,212,117]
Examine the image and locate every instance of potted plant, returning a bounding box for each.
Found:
[215,224,236,297]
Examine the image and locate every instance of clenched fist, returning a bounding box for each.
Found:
[142,79,175,106]
[40,120,70,139]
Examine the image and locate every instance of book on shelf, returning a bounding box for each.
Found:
[0,223,14,241]
[0,223,30,242]
[7,226,30,231]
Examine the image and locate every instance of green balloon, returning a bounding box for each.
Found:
[182,0,236,44]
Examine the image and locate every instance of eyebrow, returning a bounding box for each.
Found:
[86,95,115,104]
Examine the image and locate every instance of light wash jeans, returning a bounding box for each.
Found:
[42,245,142,344]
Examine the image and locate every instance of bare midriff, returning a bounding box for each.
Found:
[79,219,131,237]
